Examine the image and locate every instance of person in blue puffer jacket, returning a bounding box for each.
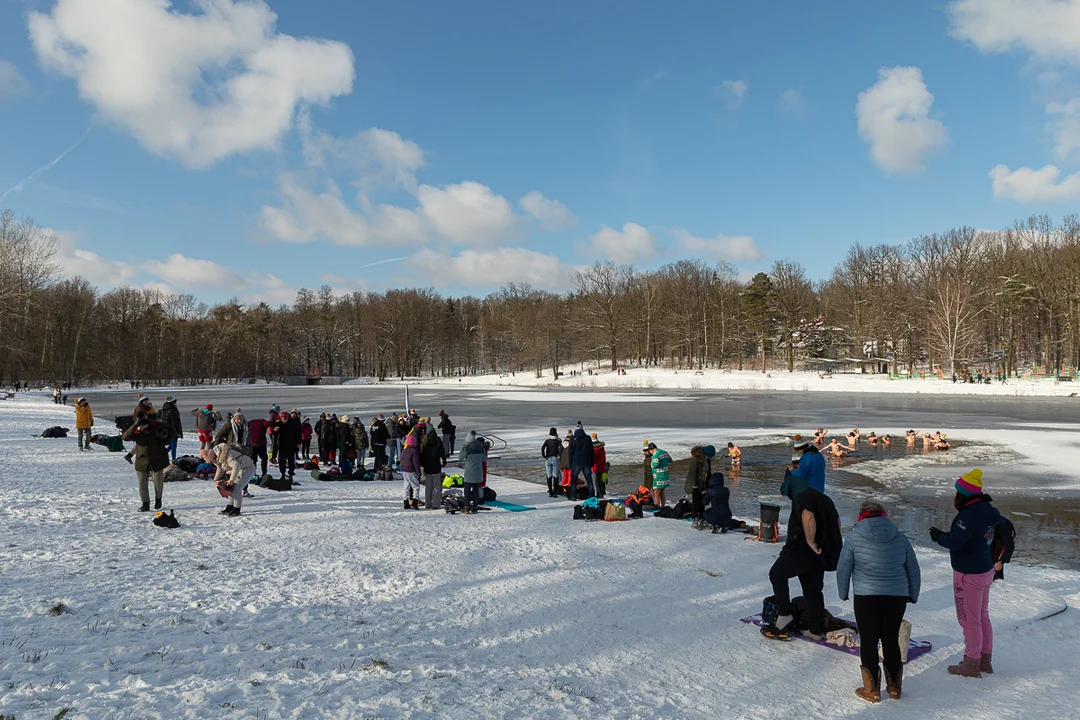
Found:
[789,436,825,493]
[837,499,921,704]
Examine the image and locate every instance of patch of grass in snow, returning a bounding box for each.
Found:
[53,709,73,720]
[362,659,389,673]
[47,601,68,616]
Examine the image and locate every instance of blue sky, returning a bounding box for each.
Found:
[1,0,1078,303]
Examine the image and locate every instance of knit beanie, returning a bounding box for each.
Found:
[703,445,716,458]
[956,468,984,496]
[549,427,558,437]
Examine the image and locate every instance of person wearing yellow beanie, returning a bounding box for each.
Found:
[929,468,1003,679]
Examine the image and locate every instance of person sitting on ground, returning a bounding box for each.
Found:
[212,441,256,517]
[400,432,422,509]
[686,445,715,530]
[837,499,921,703]
[459,431,487,514]
[761,475,842,641]
[541,428,562,498]
[930,469,1001,678]
[74,397,94,451]
[420,425,447,510]
[649,443,672,508]
[592,433,608,498]
[122,411,176,512]
[726,441,742,466]
[704,471,733,533]
[789,436,826,493]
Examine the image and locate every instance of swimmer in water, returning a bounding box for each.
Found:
[825,437,853,457]
[935,433,950,450]
[814,428,829,445]
[922,432,935,449]
[905,430,921,446]
[867,432,879,446]
[726,442,742,466]
[882,434,892,447]
[848,428,861,444]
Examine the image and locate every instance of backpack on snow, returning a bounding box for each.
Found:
[153,510,181,528]
[671,498,693,519]
[482,487,497,502]
[41,426,69,438]
[104,435,125,452]
[263,476,293,492]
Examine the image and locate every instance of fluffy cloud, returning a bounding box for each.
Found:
[416,181,516,244]
[591,223,656,263]
[143,253,244,288]
[714,79,749,109]
[672,229,763,262]
[0,60,30,97]
[246,272,298,305]
[29,0,354,168]
[948,0,1080,62]
[856,66,948,173]
[779,89,804,114]
[409,247,573,290]
[520,191,577,230]
[53,230,137,286]
[989,164,1080,201]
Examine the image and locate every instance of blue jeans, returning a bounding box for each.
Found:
[167,439,178,463]
[388,440,398,467]
[464,483,481,509]
[545,457,559,479]
[569,466,593,501]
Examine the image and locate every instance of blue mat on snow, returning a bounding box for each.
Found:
[485,500,536,512]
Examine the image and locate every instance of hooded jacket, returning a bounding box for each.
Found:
[836,515,921,601]
[400,440,421,474]
[369,419,389,446]
[569,428,594,468]
[353,423,369,451]
[191,407,222,432]
[704,472,732,527]
[790,446,826,493]
[336,420,355,451]
[459,435,486,484]
[215,418,251,456]
[541,436,562,460]
[559,440,573,470]
[212,443,255,485]
[684,446,710,494]
[420,429,447,474]
[320,418,338,447]
[279,415,302,449]
[650,449,672,488]
[301,421,313,441]
[438,414,456,436]
[592,441,607,475]
[934,495,1001,574]
[122,419,175,473]
[159,400,183,438]
[74,401,94,429]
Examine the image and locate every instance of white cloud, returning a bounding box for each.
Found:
[28,0,354,168]
[1047,97,1080,161]
[0,60,30,97]
[409,247,573,290]
[714,79,749,109]
[948,0,1080,63]
[53,230,137,286]
[143,254,243,288]
[416,181,516,245]
[520,191,577,231]
[672,229,763,262]
[989,164,1080,201]
[856,66,948,173]
[591,223,656,263]
[641,70,668,88]
[246,272,297,305]
[779,88,804,114]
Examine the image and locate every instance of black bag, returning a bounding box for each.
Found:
[174,455,200,473]
[582,506,602,521]
[42,426,70,438]
[790,596,810,631]
[573,505,585,520]
[761,595,778,627]
[627,499,643,518]
[483,487,497,501]
[263,476,293,492]
[672,498,693,519]
[115,415,135,432]
[362,471,376,481]
[152,510,180,528]
[443,492,465,514]
[655,506,675,519]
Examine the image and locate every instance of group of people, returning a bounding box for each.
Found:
[816,428,951,458]
[540,423,609,501]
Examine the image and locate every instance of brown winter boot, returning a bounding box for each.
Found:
[883,666,902,700]
[855,667,881,703]
[980,652,993,674]
[947,656,982,678]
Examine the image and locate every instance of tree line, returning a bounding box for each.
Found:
[2,207,1079,387]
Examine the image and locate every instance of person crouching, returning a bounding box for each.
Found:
[213,442,256,516]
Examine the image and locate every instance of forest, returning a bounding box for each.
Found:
[2,208,1079,386]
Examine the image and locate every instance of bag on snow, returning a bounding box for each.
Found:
[263,476,293,492]
[173,455,200,472]
[603,502,626,522]
[153,510,181,528]
[41,426,69,438]
[671,498,693,519]
[443,490,466,514]
[104,435,126,452]
[482,487,497,502]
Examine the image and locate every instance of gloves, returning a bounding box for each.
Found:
[929,526,943,542]
[908,597,918,604]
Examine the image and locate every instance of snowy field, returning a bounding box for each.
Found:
[2,397,1080,719]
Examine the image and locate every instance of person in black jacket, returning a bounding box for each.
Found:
[158,396,183,462]
[314,413,327,461]
[438,410,457,455]
[541,428,562,498]
[277,409,302,479]
[569,427,595,500]
[319,415,337,464]
[336,415,356,474]
[420,426,447,509]
[992,516,1015,581]
[370,416,390,470]
[704,472,733,533]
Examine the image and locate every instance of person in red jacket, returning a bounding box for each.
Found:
[247,414,270,477]
[300,417,314,460]
[592,433,608,498]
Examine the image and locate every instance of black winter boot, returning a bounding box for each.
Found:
[139,502,150,512]
[220,505,233,514]
[154,498,162,510]
[404,499,411,510]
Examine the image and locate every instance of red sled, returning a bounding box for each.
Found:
[216,484,231,498]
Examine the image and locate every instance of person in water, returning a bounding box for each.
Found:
[848,428,861,444]
[727,442,742,466]
[826,438,853,458]
[814,428,829,445]
[935,434,951,450]
[867,432,879,446]
[905,430,921,447]
[882,434,892,447]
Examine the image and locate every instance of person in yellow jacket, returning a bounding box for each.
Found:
[74,397,94,450]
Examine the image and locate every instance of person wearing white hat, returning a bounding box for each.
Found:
[789,434,826,493]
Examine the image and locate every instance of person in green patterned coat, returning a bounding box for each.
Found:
[648,442,672,508]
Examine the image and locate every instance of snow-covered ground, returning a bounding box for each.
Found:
[2,397,1079,719]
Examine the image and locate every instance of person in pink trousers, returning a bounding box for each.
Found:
[929,469,1002,678]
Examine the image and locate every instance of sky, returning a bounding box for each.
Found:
[1,0,1080,305]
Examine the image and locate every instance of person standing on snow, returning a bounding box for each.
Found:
[837,499,921,703]
[420,425,447,509]
[387,414,401,470]
[642,440,654,489]
[158,396,183,462]
[789,435,825,492]
[300,417,314,460]
[212,441,256,517]
[400,433,422,509]
[648,443,671,507]
[591,433,608,499]
[541,428,562,498]
[277,409,302,479]
[438,410,457,455]
[930,469,1001,679]
[991,515,1015,581]
[247,412,270,478]
[685,445,716,530]
[319,414,338,465]
[558,432,574,496]
[314,413,327,462]
[370,415,389,471]
[335,415,355,475]
[122,411,176,512]
[215,409,251,456]
[190,404,222,452]
[352,418,370,471]
[569,426,595,500]
[761,476,843,642]
[459,431,487,514]
[74,397,94,451]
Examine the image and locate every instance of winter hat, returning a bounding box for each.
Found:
[703,445,716,458]
[205,404,213,410]
[791,453,803,463]
[576,421,583,429]
[793,434,811,450]
[549,427,558,437]
[340,415,349,422]
[646,441,657,451]
[439,410,446,416]
[591,433,598,440]
[164,396,175,402]
[956,468,984,496]
[235,408,242,416]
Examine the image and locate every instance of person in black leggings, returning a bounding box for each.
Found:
[836,499,922,703]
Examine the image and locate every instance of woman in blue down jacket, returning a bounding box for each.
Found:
[836,499,921,705]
